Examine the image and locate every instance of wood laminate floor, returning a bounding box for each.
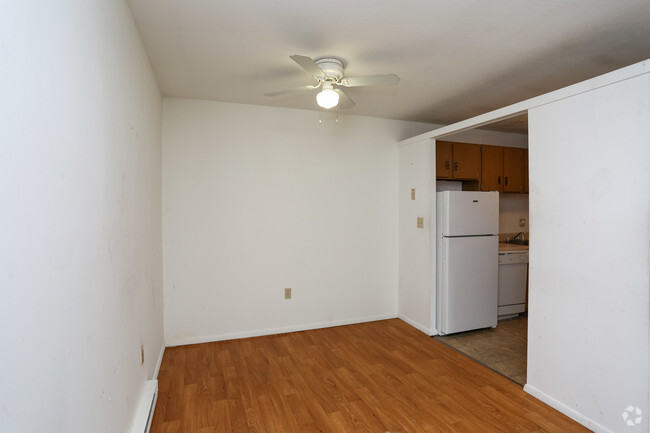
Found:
[150,318,588,433]
[436,317,528,385]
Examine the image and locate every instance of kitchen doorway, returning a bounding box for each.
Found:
[435,114,530,386]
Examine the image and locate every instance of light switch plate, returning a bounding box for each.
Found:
[417,217,424,228]
[411,188,416,200]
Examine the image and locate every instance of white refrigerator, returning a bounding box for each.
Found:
[436,191,499,335]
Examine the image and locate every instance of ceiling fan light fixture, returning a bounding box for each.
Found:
[267,55,398,111]
[316,82,339,109]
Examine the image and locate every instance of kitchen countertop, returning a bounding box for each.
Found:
[499,242,529,253]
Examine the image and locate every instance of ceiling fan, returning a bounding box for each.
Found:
[265,55,400,110]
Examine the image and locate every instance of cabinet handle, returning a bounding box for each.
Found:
[498,176,501,185]
[445,161,450,170]
[505,176,509,185]
[453,162,458,171]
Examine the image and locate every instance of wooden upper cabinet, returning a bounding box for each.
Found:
[523,149,529,193]
[479,145,529,193]
[437,141,528,192]
[436,141,480,181]
[436,141,453,179]
[452,142,481,180]
[481,145,504,192]
[503,147,525,193]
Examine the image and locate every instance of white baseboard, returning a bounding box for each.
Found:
[398,313,436,336]
[153,344,165,380]
[524,384,614,433]
[165,314,398,347]
[131,380,158,433]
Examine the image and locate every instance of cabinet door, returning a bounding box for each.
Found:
[503,147,525,193]
[452,142,481,180]
[523,149,529,193]
[436,141,453,179]
[481,145,503,192]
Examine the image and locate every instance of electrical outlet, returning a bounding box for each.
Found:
[519,217,526,227]
[417,217,424,228]
[140,344,144,366]
[411,188,416,200]
[284,288,291,299]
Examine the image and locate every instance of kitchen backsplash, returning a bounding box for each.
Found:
[499,194,529,233]
[499,232,529,242]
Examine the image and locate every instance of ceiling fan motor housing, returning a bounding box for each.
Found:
[314,57,344,81]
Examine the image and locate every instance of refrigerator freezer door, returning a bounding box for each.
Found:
[438,235,498,334]
[438,191,499,236]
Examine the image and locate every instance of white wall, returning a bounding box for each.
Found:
[162,98,434,345]
[526,73,649,432]
[0,2,163,433]
[397,139,436,333]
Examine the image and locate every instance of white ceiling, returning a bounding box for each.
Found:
[127,0,650,132]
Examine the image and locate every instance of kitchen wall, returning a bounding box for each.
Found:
[527,71,649,432]
[0,2,163,433]
[162,98,435,345]
[398,139,436,334]
[499,194,529,233]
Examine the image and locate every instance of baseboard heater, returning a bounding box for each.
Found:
[131,380,158,433]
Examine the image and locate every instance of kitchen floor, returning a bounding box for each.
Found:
[435,316,527,386]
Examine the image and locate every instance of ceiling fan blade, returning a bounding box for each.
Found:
[339,74,400,87]
[265,84,320,97]
[290,55,326,78]
[334,89,355,109]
